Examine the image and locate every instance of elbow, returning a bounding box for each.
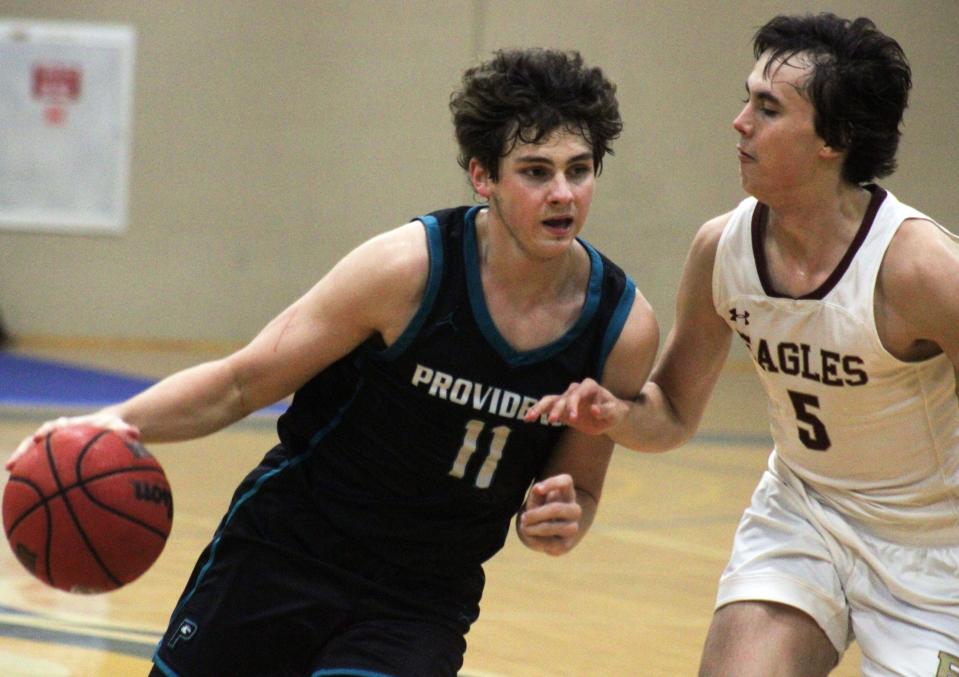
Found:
[616,418,696,454]
[651,417,699,452]
[652,429,695,453]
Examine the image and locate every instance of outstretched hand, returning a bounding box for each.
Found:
[6,412,139,471]
[517,474,583,556]
[523,378,628,436]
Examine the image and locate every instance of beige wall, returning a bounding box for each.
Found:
[1,0,957,344]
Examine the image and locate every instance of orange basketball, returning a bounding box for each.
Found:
[3,424,173,593]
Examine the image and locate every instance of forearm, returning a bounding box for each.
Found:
[108,359,250,443]
[606,381,697,452]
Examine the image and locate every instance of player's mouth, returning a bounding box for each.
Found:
[737,145,755,162]
[542,216,575,233]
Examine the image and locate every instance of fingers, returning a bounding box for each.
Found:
[525,381,623,437]
[524,379,602,425]
[520,502,581,534]
[518,516,580,556]
[519,474,581,555]
[5,425,51,470]
[523,473,575,508]
[530,473,576,501]
[523,394,561,423]
[5,413,138,471]
[524,386,581,424]
[6,435,37,470]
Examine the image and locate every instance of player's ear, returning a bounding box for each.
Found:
[819,143,842,160]
[469,158,494,198]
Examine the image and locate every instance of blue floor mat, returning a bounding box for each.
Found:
[0,351,284,414]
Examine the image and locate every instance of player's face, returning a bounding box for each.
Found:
[733,52,832,202]
[470,128,595,261]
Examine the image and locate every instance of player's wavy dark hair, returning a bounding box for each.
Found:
[450,48,622,181]
[754,13,911,184]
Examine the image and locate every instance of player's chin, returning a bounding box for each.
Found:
[532,234,578,261]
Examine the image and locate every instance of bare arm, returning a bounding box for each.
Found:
[526,213,734,452]
[7,222,429,466]
[633,215,733,449]
[517,289,659,554]
[878,218,959,370]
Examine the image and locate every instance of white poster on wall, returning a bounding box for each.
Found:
[0,21,135,235]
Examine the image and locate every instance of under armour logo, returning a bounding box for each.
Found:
[729,308,750,325]
[167,618,198,649]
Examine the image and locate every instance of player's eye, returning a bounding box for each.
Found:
[523,167,549,179]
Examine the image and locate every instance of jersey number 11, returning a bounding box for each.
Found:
[448,419,512,488]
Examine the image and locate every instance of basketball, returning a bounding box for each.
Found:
[2,424,173,593]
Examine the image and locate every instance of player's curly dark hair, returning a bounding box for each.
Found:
[754,12,912,184]
[450,48,622,181]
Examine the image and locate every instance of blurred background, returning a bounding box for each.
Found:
[0,0,955,351]
[0,2,956,675]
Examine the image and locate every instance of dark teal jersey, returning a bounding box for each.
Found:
[275,205,636,574]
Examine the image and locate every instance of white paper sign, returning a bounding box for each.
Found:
[0,21,135,235]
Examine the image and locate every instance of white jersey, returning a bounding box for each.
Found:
[713,185,959,544]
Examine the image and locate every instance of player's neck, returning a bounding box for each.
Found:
[760,182,872,297]
[765,182,871,260]
[475,209,587,305]
[474,210,590,350]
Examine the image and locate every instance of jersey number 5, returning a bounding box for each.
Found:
[787,390,831,451]
[448,419,511,488]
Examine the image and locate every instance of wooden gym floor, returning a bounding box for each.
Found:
[0,342,862,676]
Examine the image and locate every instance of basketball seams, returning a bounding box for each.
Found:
[42,432,65,586]
[7,465,170,535]
[78,473,172,540]
[75,437,171,539]
[2,477,48,535]
[46,430,124,588]
[4,466,166,521]
[3,425,172,593]
[1,475,55,583]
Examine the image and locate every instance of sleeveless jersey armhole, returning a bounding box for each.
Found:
[596,276,636,380]
[377,215,445,361]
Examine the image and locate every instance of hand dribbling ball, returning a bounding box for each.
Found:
[3,424,173,593]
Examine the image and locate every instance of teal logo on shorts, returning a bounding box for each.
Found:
[168,618,198,649]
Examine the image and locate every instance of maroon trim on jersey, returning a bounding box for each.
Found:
[752,184,888,300]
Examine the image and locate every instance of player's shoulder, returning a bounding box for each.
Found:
[602,288,659,397]
[321,220,434,344]
[612,276,657,347]
[354,220,432,281]
[701,208,738,240]
[876,215,959,348]
[890,216,955,251]
[687,209,737,266]
[367,219,431,252]
[883,216,959,289]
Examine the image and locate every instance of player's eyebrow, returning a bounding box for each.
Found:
[514,151,593,165]
[744,81,782,106]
